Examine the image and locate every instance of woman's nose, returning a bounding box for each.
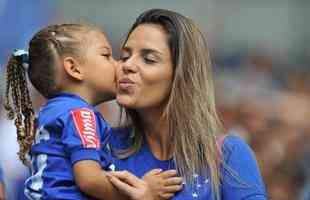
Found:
[121,57,138,74]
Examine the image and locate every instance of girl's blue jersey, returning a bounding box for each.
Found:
[25,93,113,200]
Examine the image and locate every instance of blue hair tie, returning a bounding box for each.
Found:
[13,49,29,69]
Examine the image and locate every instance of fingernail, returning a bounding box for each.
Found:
[106,173,112,179]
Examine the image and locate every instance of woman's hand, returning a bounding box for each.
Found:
[143,169,183,199]
[107,169,183,200]
[107,170,154,200]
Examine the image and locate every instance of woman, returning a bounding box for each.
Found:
[108,9,267,200]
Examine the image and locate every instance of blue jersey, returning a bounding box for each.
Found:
[110,129,268,200]
[25,93,113,200]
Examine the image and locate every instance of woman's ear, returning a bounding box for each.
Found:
[63,56,84,81]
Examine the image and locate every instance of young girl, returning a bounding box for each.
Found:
[4,23,182,200]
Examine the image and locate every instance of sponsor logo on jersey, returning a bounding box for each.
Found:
[71,108,100,149]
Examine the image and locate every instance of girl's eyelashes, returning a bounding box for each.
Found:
[120,53,130,61]
[101,54,111,58]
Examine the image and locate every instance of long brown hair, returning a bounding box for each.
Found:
[4,23,102,165]
[120,9,223,199]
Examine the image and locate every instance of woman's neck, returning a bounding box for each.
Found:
[138,108,173,160]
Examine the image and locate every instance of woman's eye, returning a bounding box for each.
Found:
[144,57,156,64]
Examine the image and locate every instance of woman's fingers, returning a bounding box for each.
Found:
[162,184,183,193]
[108,171,155,200]
[159,193,175,199]
[164,177,183,186]
[159,170,178,178]
[142,168,162,179]
[107,173,136,196]
[145,168,163,176]
[109,169,183,200]
[109,170,143,187]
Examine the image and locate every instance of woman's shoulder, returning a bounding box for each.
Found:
[220,134,268,198]
[222,134,248,146]
[220,134,254,161]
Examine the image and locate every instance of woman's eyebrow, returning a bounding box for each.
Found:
[121,46,163,57]
[141,48,163,56]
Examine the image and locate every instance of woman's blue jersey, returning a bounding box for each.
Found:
[110,129,268,200]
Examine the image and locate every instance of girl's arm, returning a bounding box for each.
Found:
[74,160,128,200]
[63,109,128,200]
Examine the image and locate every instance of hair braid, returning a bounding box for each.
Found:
[4,59,15,120]
[4,55,35,165]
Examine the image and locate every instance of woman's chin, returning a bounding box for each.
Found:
[116,95,136,108]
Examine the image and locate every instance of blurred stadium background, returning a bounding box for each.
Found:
[0,0,309,199]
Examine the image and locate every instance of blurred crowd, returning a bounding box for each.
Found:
[215,51,310,200]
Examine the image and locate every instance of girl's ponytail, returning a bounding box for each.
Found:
[4,50,35,165]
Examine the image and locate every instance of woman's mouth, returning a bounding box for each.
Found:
[118,78,135,90]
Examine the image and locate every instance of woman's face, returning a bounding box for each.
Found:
[116,24,173,110]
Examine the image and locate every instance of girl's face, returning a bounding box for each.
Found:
[116,24,173,111]
[83,31,117,102]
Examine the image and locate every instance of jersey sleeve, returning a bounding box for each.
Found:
[96,115,114,170]
[221,135,268,199]
[61,108,101,165]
